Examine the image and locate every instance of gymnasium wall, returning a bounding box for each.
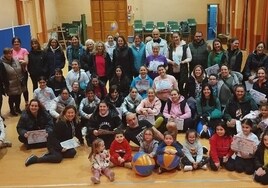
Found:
[0,0,18,28]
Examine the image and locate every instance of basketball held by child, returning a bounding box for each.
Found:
[157,146,180,170]
[132,152,155,176]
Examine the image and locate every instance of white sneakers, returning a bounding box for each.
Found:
[183,165,193,171]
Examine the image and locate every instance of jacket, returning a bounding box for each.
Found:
[47,75,67,97]
[121,93,143,115]
[212,79,233,108]
[254,145,268,170]
[130,75,153,98]
[163,95,191,119]
[146,37,168,58]
[44,46,65,76]
[189,39,209,71]
[109,138,132,161]
[28,50,48,77]
[79,96,100,118]
[49,95,76,119]
[224,93,258,121]
[66,44,85,66]
[209,133,234,163]
[225,49,243,72]
[139,139,159,157]
[90,53,114,80]
[185,72,208,98]
[136,96,161,116]
[196,97,222,119]
[183,140,203,163]
[242,52,268,80]
[17,110,53,137]
[130,42,146,73]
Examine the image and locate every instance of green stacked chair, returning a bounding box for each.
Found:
[156,22,166,32]
[144,21,155,32]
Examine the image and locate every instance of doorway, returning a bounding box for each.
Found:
[207,4,218,40]
[91,0,128,41]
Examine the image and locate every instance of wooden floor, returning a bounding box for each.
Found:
[0,94,265,188]
[1,50,264,188]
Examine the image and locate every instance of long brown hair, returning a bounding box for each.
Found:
[57,105,79,124]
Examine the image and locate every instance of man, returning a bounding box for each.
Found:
[145,29,168,58]
[124,113,163,146]
[188,31,211,72]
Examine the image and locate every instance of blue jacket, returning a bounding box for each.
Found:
[130,75,153,98]
[66,44,85,66]
[130,42,146,74]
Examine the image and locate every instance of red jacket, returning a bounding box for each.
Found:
[209,134,234,163]
[109,138,132,161]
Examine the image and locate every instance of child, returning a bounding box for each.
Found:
[231,119,259,174]
[156,131,184,174]
[109,129,132,169]
[181,129,208,171]
[254,130,268,185]
[139,128,159,158]
[209,121,235,171]
[89,138,115,184]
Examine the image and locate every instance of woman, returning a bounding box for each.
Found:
[66,35,85,71]
[16,99,53,149]
[44,38,66,76]
[28,38,48,91]
[11,37,29,107]
[85,101,122,148]
[146,42,168,79]
[24,105,82,167]
[243,42,268,83]
[224,84,258,135]
[253,67,268,99]
[109,65,130,97]
[218,64,243,92]
[136,88,164,130]
[207,38,226,67]
[80,39,94,74]
[163,89,194,132]
[130,66,153,98]
[87,75,107,100]
[167,32,192,92]
[104,85,124,108]
[185,65,208,99]
[49,88,76,120]
[153,65,178,112]
[121,87,143,126]
[79,87,100,128]
[47,68,67,97]
[69,81,85,107]
[65,60,89,92]
[225,37,243,72]
[90,41,113,84]
[113,35,134,81]
[33,76,56,111]
[1,48,25,116]
[196,84,222,138]
[130,34,146,77]
[104,34,116,61]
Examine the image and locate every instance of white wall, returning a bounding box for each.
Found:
[0,0,18,28]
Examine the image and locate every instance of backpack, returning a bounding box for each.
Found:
[166,98,187,114]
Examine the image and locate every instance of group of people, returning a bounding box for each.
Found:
[0,28,268,185]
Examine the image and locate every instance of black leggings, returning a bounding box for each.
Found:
[23,71,29,103]
[30,75,39,92]
[254,169,268,185]
[209,157,235,171]
[38,148,76,163]
[8,95,21,111]
[234,156,255,175]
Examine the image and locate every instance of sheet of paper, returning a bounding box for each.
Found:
[231,135,255,154]
[138,114,155,125]
[60,138,80,149]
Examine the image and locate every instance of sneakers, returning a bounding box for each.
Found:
[157,167,163,174]
[124,162,132,169]
[183,165,193,172]
[91,177,100,184]
[25,155,38,167]
[109,171,115,182]
[201,164,208,170]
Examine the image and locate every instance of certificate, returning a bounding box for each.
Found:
[249,89,266,105]
[138,114,155,125]
[135,80,150,91]
[27,129,47,144]
[60,138,80,149]
[231,135,255,154]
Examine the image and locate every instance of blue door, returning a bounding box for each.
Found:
[207,5,218,40]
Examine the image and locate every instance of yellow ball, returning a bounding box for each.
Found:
[157,146,180,170]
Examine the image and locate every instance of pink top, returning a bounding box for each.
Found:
[12,48,29,60]
[136,97,161,116]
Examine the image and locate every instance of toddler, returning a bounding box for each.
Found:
[89,138,115,184]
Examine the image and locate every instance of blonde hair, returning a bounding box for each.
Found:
[88,138,105,159]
